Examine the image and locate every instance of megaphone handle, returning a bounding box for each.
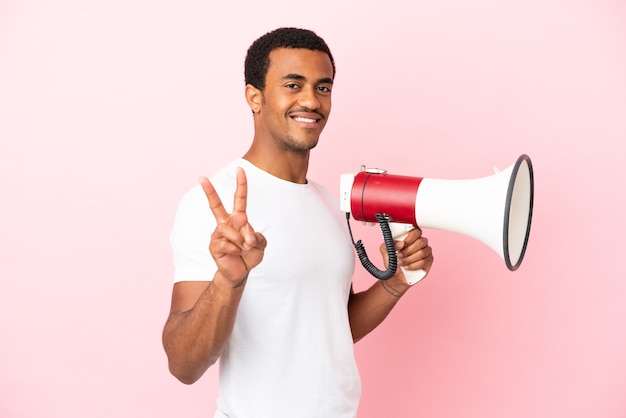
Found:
[388,223,428,286]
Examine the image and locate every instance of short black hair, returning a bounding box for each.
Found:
[244,27,335,90]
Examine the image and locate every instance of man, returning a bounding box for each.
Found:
[163,27,434,418]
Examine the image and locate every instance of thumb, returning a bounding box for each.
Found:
[242,223,257,250]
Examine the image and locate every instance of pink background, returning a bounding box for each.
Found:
[1,0,625,417]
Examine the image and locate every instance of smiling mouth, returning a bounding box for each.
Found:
[292,116,319,123]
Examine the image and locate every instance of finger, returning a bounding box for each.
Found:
[407,251,434,272]
[232,167,248,214]
[212,223,247,250]
[398,233,428,255]
[252,232,267,251]
[241,225,267,252]
[396,233,424,255]
[199,176,228,222]
[399,244,433,267]
[394,227,422,251]
[210,238,247,258]
[400,227,423,246]
[240,223,256,250]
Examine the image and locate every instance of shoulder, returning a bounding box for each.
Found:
[176,160,241,212]
[309,180,338,205]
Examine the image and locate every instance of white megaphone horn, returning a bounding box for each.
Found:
[340,154,534,285]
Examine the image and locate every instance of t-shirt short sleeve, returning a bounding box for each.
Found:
[169,184,217,283]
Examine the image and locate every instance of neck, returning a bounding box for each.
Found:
[242,146,310,184]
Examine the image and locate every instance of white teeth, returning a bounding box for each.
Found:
[293,116,316,123]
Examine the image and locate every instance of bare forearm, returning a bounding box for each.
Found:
[162,274,245,384]
[348,278,409,343]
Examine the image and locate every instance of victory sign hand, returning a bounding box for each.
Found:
[200,167,267,286]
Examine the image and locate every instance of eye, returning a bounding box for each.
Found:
[285,83,300,89]
[317,85,332,94]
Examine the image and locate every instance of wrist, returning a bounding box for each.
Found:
[213,271,248,291]
[381,276,410,298]
[381,280,402,298]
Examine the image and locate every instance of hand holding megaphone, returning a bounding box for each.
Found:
[388,223,429,285]
[340,155,534,285]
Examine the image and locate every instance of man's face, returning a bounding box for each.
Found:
[255,47,334,153]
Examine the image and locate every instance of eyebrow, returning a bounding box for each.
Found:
[280,73,334,84]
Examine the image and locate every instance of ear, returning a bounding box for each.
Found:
[245,84,262,114]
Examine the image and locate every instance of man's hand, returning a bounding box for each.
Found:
[395,227,433,274]
[380,227,434,290]
[200,167,266,286]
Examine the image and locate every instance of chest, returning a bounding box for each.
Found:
[244,184,355,291]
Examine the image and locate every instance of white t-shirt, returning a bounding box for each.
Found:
[170,159,361,418]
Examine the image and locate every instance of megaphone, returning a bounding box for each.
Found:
[340,154,534,285]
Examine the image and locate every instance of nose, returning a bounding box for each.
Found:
[298,85,321,110]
